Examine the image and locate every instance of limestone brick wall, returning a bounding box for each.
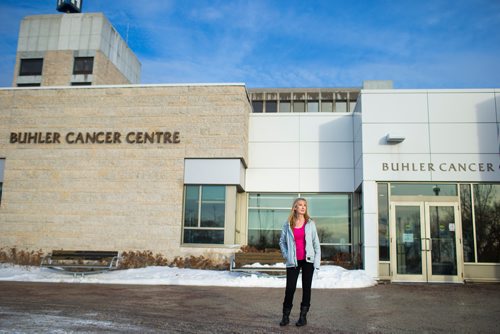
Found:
[92,51,131,85]
[41,50,74,86]
[0,85,249,259]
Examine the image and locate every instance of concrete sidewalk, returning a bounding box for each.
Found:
[0,281,499,333]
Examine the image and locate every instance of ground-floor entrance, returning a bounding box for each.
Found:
[390,200,463,283]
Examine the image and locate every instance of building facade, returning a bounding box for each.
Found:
[1,85,499,283]
[1,12,499,283]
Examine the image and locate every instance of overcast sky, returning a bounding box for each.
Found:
[1,0,500,89]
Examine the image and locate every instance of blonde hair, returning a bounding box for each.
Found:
[288,197,310,228]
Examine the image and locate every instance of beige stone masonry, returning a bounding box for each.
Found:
[0,84,249,259]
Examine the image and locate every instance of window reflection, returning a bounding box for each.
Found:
[248,193,352,262]
[460,184,475,262]
[183,185,225,244]
[378,183,389,261]
[474,184,500,263]
[391,183,457,196]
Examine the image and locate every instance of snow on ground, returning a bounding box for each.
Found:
[0,264,376,289]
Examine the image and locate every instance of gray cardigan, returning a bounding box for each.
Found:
[279,219,321,269]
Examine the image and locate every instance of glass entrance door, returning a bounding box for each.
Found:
[390,202,463,283]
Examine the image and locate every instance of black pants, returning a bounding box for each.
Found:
[283,260,314,308]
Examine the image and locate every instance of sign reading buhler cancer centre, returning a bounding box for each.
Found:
[9,131,181,144]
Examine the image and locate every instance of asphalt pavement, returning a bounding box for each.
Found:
[0,281,499,333]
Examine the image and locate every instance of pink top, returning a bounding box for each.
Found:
[293,223,306,260]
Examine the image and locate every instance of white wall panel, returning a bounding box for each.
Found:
[184,159,245,187]
[362,123,430,154]
[496,91,500,122]
[249,115,299,142]
[248,142,300,168]
[362,92,428,123]
[354,138,362,165]
[245,169,300,192]
[364,245,379,277]
[299,115,353,141]
[362,181,378,215]
[353,112,362,140]
[430,123,498,153]
[299,142,353,168]
[354,157,363,190]
[428,92,497,123]
[299,169,354,192]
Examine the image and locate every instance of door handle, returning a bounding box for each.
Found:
[422,238,431,251]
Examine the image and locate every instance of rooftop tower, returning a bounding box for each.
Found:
[12,1,140,87]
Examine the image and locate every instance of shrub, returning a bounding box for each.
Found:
[0,247,44,266]
[118,250,170,269]
[118,250,229,270]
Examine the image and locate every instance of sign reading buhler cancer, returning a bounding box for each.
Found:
[381,162,499,173]
[9,131,181,144]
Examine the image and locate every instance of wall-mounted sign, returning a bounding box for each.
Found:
[9,131,181,144]
[382,162,497,173]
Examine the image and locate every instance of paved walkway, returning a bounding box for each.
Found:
[0,281,499,333]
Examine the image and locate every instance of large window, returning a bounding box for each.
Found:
[183,185,225,244]
[248,90,359,113]
[73,57,94,75]
[460,184,475,262]
[461,184,500,263]
[248,194,295,249]
[19,58,43,76]
[378,183,389,261]
[472,184,500,263]
[248,193,352,261]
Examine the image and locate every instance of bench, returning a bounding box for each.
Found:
[230,252,285,275]
[40,250,120,276]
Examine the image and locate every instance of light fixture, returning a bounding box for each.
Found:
[386,134,405,144]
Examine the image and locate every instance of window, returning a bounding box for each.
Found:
[248,194,295,249]
[335,100,347,113]
[390,183,457,196]
[473,184,500,263]
[307,101,319,112]
[460,184,475,262]
[279,93,291,112]
[265,101,277,113]
[321,100,333,112]
[279,101,290,112]
[73,57,94,75]
[293,101,305,113]
[293,92,305,113]
[378,183,389,261]
[307,93,319,112]
[183,185,225,244]
[17,83,41,87]
[71,82,92,86]
[0,159,4,206]
[252,101,263,113]
[248,193,352,261]
[19,58,43,76]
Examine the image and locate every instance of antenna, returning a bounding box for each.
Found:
[56,0,83,14]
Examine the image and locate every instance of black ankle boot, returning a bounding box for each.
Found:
[296,305,309,326]
[279,306,292,326]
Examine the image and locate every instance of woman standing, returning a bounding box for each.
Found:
[279,197,321,327]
